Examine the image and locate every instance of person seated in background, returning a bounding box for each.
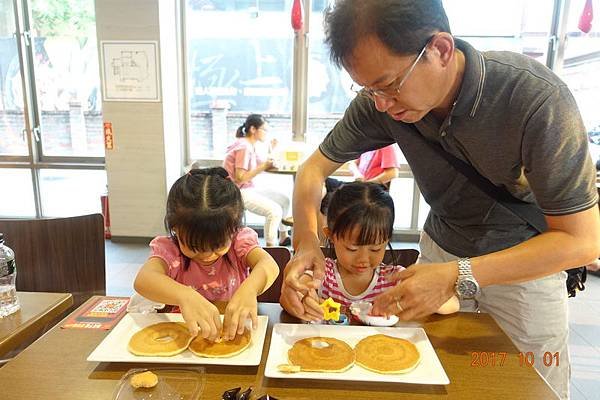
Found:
[223,114,292,247]
[318,144,403,242]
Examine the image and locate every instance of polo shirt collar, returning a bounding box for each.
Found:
[451,38,486,118]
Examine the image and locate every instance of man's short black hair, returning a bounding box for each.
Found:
[324,0,451,68]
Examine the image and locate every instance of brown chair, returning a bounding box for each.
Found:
[321,247,419,266]
[258,246,291,303]
[0,214,106,311]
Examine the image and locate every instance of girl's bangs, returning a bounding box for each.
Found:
[331,205,393,245]
[170,208,241,252]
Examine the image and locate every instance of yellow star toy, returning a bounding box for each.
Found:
[320,297,341,321]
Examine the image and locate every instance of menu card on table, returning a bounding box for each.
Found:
[61,296,130,330]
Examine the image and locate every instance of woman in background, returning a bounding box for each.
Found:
[223,114,291,247]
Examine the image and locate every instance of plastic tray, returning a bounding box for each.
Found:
[113,367,206,400]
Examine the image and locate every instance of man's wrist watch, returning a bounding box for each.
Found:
[454,257,481,300]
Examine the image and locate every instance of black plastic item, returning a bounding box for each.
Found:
[222,387,241,400]
[238,387,253,400]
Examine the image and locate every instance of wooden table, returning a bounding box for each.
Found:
[0,296,558,399]
[0,291,73,357]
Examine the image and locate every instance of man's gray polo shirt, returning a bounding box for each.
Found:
[320,38,598,257]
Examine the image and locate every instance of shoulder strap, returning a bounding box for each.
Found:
[424,139,547,233]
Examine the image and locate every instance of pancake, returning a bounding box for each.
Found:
[354,334,420,374]
[288,336,354,372]
[128,322,193,356]
[188,329,251,358]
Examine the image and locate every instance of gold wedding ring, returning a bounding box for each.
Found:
[395,300,403,312]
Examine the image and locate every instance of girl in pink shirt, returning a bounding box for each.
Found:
[134,167,279,342]
[282,182,458,318]
[223,114,291,247]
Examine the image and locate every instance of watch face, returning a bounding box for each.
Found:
[458,279,478,298]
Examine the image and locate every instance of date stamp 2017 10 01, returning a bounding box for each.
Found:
[470,351,560,367]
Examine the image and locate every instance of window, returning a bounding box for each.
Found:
[560,0,600,132]
[30,0,104,158]
[306,1,355,149]
[0,0,29,157]
[445,0,554,62]
[0,0,105,218]
[185,0,294,160]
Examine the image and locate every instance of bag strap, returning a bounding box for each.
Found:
[423,138,586,297]
[423,139,548,233]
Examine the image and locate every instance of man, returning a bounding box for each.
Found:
[280,1,600,399]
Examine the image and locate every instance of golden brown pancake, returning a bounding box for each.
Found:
[128,322,193,356]
[288,336,354,372]
[354,334,420,374]
[188,330,251,358]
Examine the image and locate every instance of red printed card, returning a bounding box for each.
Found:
[61,296,130,330]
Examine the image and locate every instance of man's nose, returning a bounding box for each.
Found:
[373,95,396,113]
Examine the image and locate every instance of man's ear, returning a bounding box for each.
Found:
[322,226,331,238]
[430,32,455,68]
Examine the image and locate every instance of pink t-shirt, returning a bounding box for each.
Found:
[223,139,257,189]
[318,257,404,309]
[149,227,259,302]
[357,144,402,181]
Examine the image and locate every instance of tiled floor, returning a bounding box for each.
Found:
[105,239,600,399]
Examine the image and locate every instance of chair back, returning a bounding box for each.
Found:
[0,214,106,310]
[321,247,419,267]
[258,246,291,303]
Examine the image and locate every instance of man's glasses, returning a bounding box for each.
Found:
[350,41,429,101]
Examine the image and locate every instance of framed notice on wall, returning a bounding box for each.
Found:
[100,41,161,102]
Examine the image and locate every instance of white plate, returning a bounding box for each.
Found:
[87,313,268,366]
[264,323,449,385]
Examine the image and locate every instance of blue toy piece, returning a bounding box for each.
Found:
[329,313,349,325]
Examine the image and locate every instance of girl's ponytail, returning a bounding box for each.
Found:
[236,124,246,138]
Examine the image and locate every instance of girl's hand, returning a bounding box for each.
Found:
[178,287,222,342]
[223,285,258,341]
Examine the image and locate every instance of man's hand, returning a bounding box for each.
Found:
[371,262,457,320]
[279,240,325,321]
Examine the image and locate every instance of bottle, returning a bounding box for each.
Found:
[0,233,20,317]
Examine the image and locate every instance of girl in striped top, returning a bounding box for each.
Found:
[298,182,458,316]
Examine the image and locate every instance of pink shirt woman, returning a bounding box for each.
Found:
[222,114,291,247]
[356,144,403,181]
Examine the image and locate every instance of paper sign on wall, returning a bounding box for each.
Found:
[104,122,114,150]
[100,41,161,102]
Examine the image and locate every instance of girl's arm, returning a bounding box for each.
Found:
[366,167,400,185]
[222,247,279,340]
[244,247,280,294]
[233,161,273,184]
[134,257,191,305]
[347,160,363,180]
[133,257,221,341]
